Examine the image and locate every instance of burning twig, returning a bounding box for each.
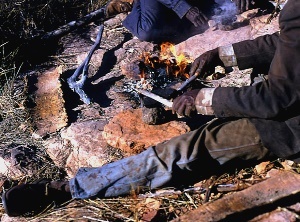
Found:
[137,89,173,108]
[67,24,104,104]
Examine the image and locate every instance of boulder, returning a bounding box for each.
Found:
[60,120,110,177]
[102,108,190,154]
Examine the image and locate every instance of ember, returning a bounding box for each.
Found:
[139,42,192,88]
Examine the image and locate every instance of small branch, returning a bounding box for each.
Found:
[137,89,173,108]
[40,6,106,41]
[67,24,104,104]
[138,186,206,198]
[176,72,200,91]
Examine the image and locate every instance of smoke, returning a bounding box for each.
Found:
[211,0,239,27]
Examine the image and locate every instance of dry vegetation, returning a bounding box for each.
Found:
[1,1,300,221]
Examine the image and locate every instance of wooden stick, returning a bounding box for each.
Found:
[40,6,106,40]
[176,72,200,91]
[137,89,173,108]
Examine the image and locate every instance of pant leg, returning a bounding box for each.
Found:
[123,0,181,42]
[203,118,270,164]
[70,118,270,199]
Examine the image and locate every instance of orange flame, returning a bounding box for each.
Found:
[141,42,192,79]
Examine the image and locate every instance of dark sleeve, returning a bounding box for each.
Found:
[157,0,192,18]
[212,7,300,119]
[233,32,279,70]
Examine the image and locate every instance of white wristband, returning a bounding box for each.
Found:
[218,44,238,67]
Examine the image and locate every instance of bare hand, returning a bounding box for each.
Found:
[232,0,250,13]
[185,7,208,27]
[172,89,200,117]
[189,48,223,79]
[106,0,133,17]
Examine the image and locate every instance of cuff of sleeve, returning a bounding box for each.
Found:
[218,44,238,67]
[173,0,192,18]
[195,88,216,107]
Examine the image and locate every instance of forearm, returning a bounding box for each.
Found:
[209,32,286,119]
[218,32,279,69]
[233,32,279,69]
[213,68,300,120]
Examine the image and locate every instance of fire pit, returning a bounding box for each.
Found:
[123,42,206,125]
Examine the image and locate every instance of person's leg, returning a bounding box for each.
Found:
[122,0,215,43]
[123,0,181,42]
[2,118,271,216]
[70,118,271,199]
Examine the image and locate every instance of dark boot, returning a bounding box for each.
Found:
[2,178,72,217]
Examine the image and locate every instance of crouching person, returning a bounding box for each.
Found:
[105,0,261,43]
[3,0,300,217]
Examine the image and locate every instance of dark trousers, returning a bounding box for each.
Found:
[122,0,214,43]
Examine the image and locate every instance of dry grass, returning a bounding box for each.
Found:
[0,0,107,41]
[0,0,108,84]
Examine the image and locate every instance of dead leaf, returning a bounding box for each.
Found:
[255,161,271,174]
[280,160,295,171]
[138,198,161,222]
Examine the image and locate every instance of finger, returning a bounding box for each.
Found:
[245,0,250,11]
[195,17,204,26]
[176,102,186,116]
[193,58,206,78]
[200,13,208,23]
[189,59,201,76]
[172,96,185,114]
[185,105,194,117]
[240,0,245,12]
[199,16,207,24]
[236,0,241,13]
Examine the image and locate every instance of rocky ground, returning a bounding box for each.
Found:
[1,5,300,222]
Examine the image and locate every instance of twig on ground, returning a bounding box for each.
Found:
[39,6,106,41]
[138,187,206,198]
[67,24,104,104]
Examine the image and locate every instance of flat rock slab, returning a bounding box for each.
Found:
[102,108,190,154]
[173,169,300,222]
[30,66,68,137]
[176,14,279,59]
[44,118,118,178]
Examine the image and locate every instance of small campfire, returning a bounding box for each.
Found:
[121,42,207,124]
[138,42,193,90]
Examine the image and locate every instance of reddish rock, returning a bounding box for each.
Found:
[44,136,72,168]
[102,108,190,154]
[176,14,279,60]
[60,120,111,177]
[31,66,68,137]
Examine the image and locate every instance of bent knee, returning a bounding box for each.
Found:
[135,29,155,41]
